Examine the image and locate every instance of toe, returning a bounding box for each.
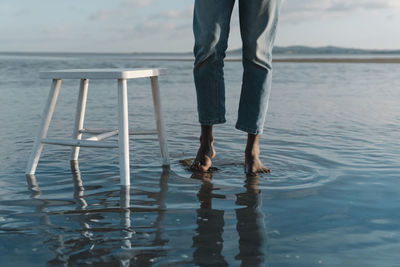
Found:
[199,155,212,172]
[199,165,208,172]
[189,161,200,171]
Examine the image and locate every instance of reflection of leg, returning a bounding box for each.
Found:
[71,79,89,162]
[235,176,266,266]
[120,186,131,251]
[236,0,281,135]
[26,79,62,175]
[193,0,235,125]
[153,166,170,245]
[193,180,228,266]
[71,162,88,209]
[26,173,68,265]
[124,168,170,265]
[70,164,94,248]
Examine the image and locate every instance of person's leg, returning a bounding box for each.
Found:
[191,0,235,171]
[237,0,281,174]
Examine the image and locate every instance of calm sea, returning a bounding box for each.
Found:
[0,53,399,266]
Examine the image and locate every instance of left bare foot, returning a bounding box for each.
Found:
[245,151,271,175]
[244,133,271,175]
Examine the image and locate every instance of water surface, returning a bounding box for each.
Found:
[0,53,399,266]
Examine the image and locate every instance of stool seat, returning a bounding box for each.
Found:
[39,68,162,80]
[26,68,170,186]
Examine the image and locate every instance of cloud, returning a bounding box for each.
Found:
[133,7,193,38]
[281,0,400,22]
[82,1,195,51]
[121,0,155,8]
[151,5,193,20]
[134,21,175,34]
[88,0,156,21]
[123,5,193,39]
[14,8,30,16]
[326,0,394,12]
[40,26,67,35]
[88,10,118,21]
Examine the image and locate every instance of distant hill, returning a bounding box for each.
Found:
[228,45,400,55]
[2,45,399,56]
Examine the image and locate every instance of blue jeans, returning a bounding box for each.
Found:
[193,0,281,135]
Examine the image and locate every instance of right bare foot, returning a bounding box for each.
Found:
[190,125,216,172]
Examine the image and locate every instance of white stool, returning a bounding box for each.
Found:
[26,68,170,186]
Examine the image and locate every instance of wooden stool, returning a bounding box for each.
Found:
[26,68,170,186]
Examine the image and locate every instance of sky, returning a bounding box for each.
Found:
[1,0,399,53]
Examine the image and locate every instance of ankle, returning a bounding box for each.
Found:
[200,135,213,145]
[200,125,213,142]
[245,147,260,157]
[245,133,260,157]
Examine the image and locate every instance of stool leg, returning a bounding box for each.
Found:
[71,79,89,161]
[26,79,62,175]
[118,79,130,186]
[150,76,170,166]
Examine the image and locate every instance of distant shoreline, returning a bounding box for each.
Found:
[272,58,400,64]
[133,57,400,64]
[1,51,400,63]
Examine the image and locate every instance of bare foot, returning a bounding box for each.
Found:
[244,134,271,175]
[190,125,216,172]
[245,152,271,175]
[190,139,216,172]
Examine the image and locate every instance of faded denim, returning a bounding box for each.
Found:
[193,0,281,135]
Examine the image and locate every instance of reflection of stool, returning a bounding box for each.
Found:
[26,69,170,185]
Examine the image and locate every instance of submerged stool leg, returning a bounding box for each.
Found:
[118,79,131,186]
[150,76,170,166]
[71,79,89,162]
[26,79,62,175]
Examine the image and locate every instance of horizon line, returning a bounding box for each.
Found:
[1,45,400,55]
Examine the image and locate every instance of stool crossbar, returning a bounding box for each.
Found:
[26,68,170,186]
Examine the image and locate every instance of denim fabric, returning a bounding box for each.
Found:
[193,0,281,134]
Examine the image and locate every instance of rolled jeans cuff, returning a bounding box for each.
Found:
[200,118,226,126]
[235,123,263,135]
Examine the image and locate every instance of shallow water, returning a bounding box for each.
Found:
[0,53,400,266]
